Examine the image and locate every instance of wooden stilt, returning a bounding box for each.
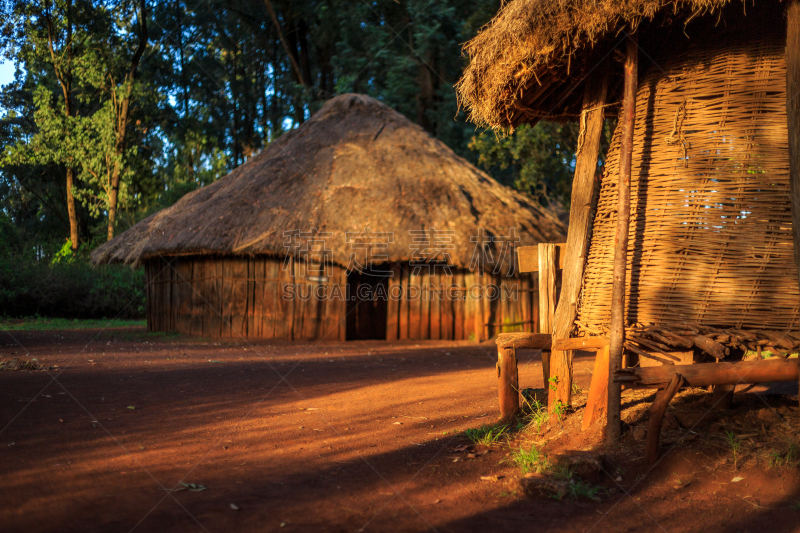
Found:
[538,243,556,387]
[582,345,610,431]
[549,60,610,410]
[607,34,638,444]
[789,2,800,422]
[788,1,800,284]
[645,373,683,464]
[497,345,519,422]
[711,384,734,410]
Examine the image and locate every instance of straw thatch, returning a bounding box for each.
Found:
[455,0,742,130]
[576,30,798,335]
[92,94,565,268]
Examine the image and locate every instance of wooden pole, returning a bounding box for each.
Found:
[581,345,610,431]
[788,1,800,418]
[538,243,556,385]
[497,345,519,421]
[616,358,800,389]
[607,35,638,444]
[645,373,683,464]
[789,1,800,284]
[549,59,610,410]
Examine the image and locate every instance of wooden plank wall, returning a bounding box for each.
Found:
[382,263,539,342]
[145,256,346,340]
[144,256,540,341]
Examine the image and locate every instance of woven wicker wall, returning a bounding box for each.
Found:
[577,33,799,334]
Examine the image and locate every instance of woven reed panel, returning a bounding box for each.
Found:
[577,35,798,334]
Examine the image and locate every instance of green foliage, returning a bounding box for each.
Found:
[520,391,549,434]
[469,119,616,210]
[469,123,579,209]
[0,317,144,331]
[725,430,742,471]
[0,217,144,319]
[564,480,603,502]
[463,423,509,446]
[511,444,550,474]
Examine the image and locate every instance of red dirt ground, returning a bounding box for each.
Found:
[2,327,800,532]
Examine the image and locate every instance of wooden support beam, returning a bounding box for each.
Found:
[517,243,566,273]
[582,345,609,431]
[607,35,638,444]
[645,373,683,464]
[553,337,609,351]
[789,1,800,291]
[538,243,557,384]
[497,345,519,422]
[549,58,610,411]
[496,332,552,350]
[615,358,800,389]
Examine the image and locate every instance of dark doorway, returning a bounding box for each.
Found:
[346,269,389,340]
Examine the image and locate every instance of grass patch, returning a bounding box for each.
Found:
[769,441,800,468]
[565,480,603,502]
[0,317,146,331]
[511,444,550,474]
[464,423,509,446]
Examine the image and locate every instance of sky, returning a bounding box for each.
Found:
[0,60,15,87]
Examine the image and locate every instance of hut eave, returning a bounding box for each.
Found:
[455,0,739,131]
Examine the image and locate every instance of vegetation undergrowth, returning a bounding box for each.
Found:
[563,480,604,502]
[0,230,145,320]
[1,317,145,331]
[725,430,742,471]
[511,444,550,474]
[464,423,509,446]
[510,443,604,502]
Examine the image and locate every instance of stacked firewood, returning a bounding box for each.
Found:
[625,323,800,362]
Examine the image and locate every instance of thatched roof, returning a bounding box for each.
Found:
[92,94,566,269]
[455,0,744,131]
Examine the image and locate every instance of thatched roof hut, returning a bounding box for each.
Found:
[457,0,800,407]
[93,93,564,267]
[93,94,566,341]
[456,0,774,130]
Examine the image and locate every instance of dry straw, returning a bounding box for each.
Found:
[455,0,738,131]
[91,94,566,268]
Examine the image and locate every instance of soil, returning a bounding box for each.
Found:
[1,327,800,532]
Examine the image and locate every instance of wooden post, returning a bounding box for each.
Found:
[538,243,556,385]
[645,373,683,464]
[711,384,734,410]
[582,345,610,431]
[497,345,519,421]
[549,60,610,410]
[789,2,800,303]
[606,35,638,444]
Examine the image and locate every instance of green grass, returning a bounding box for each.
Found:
[565,480,604,502]
[511,444,551,474]
[463,423,509,446]
[725,430,742,471]
[0,317,146,331]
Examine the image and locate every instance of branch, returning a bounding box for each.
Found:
[261,0,306,86]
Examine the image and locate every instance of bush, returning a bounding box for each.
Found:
[0,238,144,319]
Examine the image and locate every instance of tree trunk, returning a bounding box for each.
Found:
[606,35,638,444]
[65,167,79,250]
[548,60,609,410]
[107,0,147,241]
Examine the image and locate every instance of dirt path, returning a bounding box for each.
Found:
[1,328,799,532]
